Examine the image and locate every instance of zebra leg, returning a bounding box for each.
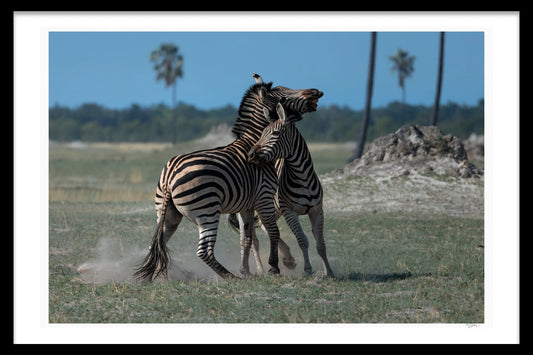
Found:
[260,223,296,270]
[238,211,255,276]
[161,202,183,245]
[283,210,313,275]
[196,213,237,279]
[308,207,335,278]
[251,227,266,274]
[256,210,281,275]
[227,213,265,274]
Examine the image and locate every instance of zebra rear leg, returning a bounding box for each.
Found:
[309,207,335,278]
[227,213,265,274]
[251,228,266,274]
[259,223,296,270]
[161,202,183,245]
[196,214,237,279]
[237,211,256,276]
[283,210,313,275]
[256,211,281,275]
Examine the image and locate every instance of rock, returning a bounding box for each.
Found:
[343,124,483,178]
[463,133,484,160]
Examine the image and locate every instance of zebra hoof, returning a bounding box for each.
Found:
[239,267,252,277]
[225,273,241,280]
[268,267,280,275]
[282,257,297,270]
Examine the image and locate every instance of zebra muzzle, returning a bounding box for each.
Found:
[247,145,267,166]
[304,90,324,112]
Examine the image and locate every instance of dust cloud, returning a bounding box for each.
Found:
[77,237,218,284]
[76,218,305,284]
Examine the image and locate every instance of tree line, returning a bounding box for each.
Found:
[49,99,483,143]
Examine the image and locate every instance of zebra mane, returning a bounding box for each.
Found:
[231,81,278,139]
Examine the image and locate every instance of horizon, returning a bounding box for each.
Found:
[49,95,485,112]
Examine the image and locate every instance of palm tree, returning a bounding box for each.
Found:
[389,48,415,104]
[430,32,445,126]
[150,43,183,145]
[350,32,377,162]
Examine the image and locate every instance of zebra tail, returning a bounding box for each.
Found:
[134,190,171,282]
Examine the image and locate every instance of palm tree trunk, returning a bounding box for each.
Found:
[350,32,376,162]
[430,32,445,126]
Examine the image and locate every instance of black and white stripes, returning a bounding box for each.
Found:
[259,120,334,277]
[230,74,334,277]
[134,81,323,281]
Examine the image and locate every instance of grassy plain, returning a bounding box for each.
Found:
[48,139,484,324]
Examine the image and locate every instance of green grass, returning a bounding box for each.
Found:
[49,141,484,323]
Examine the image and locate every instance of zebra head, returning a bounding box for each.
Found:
[273,86,324,114]
[252,73,324,114]
[253,73,324,120]
[248,102,295,166]
[233,78,320,140]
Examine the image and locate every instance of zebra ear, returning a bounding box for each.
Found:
[253,73,263,84]
[276,102,286,124]
[263,107,271,121]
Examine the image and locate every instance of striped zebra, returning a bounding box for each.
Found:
[229,74,334,277]
[134,81,322,281]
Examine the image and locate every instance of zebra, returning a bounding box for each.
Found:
[134,81,323,281]
[239,102,298,275]
[229,74,334,277]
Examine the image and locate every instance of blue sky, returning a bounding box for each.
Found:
[49,31,483,111]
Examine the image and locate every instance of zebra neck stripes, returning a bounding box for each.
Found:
[232,82,278,139]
